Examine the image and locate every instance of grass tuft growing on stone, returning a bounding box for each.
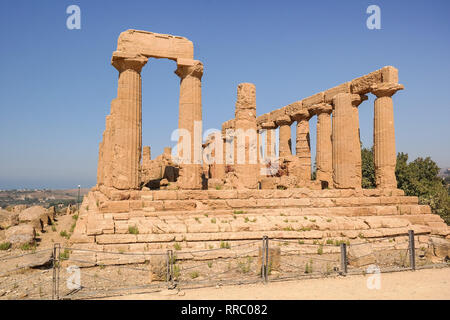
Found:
[128,225,139,235]
[0,242,11,250]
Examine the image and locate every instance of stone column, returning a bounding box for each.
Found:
[97,140,105,186]
[371,83,404,189]
[262,122,277,158]
[332,93,358,189]
[276,116,292,158]
[313,103,333,187]
[234,83,258,189]
[142,146,151,165]
[110,54,148,190]
[102,115,115,187]
[175,60,204,189]
[292,109,311,183]
[351,94,368,188]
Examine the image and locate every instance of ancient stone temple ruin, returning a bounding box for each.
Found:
[71,30,449,265]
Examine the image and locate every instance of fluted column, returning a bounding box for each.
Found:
[175,60,204,189]
[371,83,404,189]
[332,93,358,189]
[313,103,333,187]
[351,94,368,188]
[290,106,311,184]
[101,115,114,187]
[262,122,277,158]
[109,55,148,190]
[234,83,258,189]
[276,116,292,158]
[214,135,226,180]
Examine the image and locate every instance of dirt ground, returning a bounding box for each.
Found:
[107,268,450,300]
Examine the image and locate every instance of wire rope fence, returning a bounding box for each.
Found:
[0,230,448,300]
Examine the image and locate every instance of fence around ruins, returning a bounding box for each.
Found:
[0,230,448,300]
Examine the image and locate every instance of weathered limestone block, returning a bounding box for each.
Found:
[324,82,351,103]
[381,66,399,83]
[116,29,194,60]
[350,69,382,94]
[87,215,114,236]
[371,82,404,189]
[257,246,281,272]
[348,243,376,267]
[285,101,302,118]
[427,237,450,261]
[259,177,280,189]
[149,255,167,282]
[142,146,151,164]
[302,92,324,108]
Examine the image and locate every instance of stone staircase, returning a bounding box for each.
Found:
[67,188,449,265]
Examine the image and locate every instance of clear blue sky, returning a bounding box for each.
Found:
[0,0,449,189]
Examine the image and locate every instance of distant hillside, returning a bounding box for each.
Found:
[0,188,90,209]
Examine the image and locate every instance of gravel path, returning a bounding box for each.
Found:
[108,267,450,300]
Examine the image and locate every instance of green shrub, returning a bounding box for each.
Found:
[60,230,70,239]
[317,245,323,255]
[20,243,36,251]
[128,225,139,235]
[220,241,230,249]
[0,242,11,250]
[60,249,70,260]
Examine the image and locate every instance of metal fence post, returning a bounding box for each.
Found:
[52,243,61,300]
[340,243,347,275]
[261,236,266,282]
[166,250,173,287]
[408,230,416,270]
[264,236,269,283]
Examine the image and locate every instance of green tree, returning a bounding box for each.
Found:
[361,147,375,188]
[361,148,449,224]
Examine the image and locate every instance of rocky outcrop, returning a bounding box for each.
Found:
[0,209,19,229]
[18,206,54,231]
[5,225,35,248]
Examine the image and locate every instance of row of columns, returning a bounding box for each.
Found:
[98,55,402,191]
[258,84,402,189]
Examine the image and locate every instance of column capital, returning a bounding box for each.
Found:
[351,94,368,108]
[370,83,404,98]
[275,115,292,126]
[291,107,310,121]
[111,53,148,73]
[175,60,204,80]
[310,103,333,115]
[260,121,277,129]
